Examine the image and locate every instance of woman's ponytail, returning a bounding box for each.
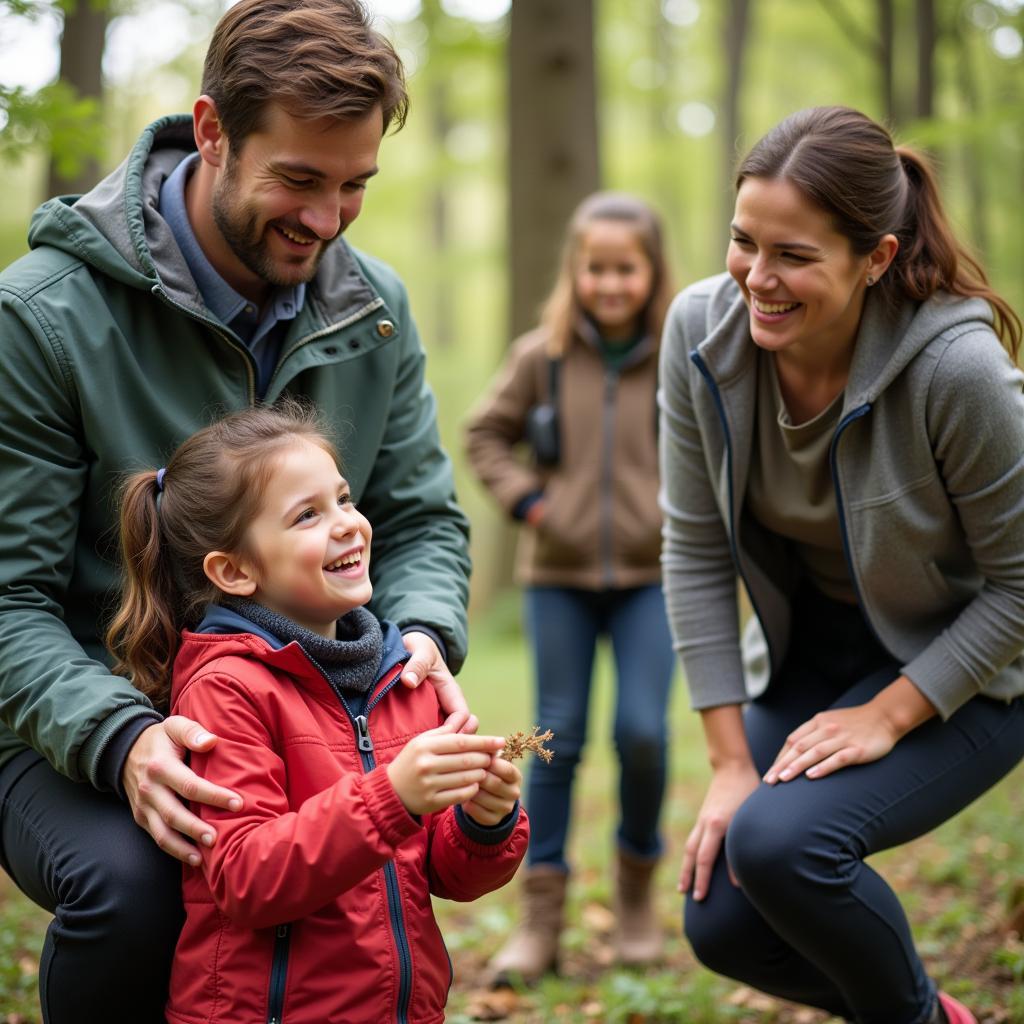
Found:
[105,470,182,707]
[895,148,1021,359]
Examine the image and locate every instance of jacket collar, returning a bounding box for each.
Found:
[28,115,380,332]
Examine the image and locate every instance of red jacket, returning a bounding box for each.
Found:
[166,619,528,1024]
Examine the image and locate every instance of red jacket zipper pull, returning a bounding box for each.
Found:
[355,715,373,753]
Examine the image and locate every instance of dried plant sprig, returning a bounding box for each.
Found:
[503,726,555,764]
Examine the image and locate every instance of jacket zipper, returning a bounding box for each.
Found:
[266,923,291,1024]
[154,289,386,405]
[691,351,776,677]
[599,368,618,587]
[829,404,889,650]
[331,672,413,1024]
[352,708,414,1024]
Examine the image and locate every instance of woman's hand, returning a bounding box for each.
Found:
[763,677,938,785]
[679,760,761,902]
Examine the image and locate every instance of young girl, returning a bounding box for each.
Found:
[661,106,1024,1024]
[465,192,675,979]
[106,402,529,1024]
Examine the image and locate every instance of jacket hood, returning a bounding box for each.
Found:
[177,605,409,695]
[694,272,996,412]
[26,115,381,324]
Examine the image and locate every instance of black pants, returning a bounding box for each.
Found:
[0,749,183,1023]
[683,585,1024,1024]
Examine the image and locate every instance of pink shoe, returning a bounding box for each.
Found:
[937,992,977,1024]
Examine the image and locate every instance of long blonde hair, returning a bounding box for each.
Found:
[540,191,674,357]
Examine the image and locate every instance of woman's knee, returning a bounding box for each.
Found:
[683,895,748,978]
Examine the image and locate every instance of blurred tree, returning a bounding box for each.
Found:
[720,0,750,247]
[0,0,106,180]
[507,0,600,340]
[48,0,108,195]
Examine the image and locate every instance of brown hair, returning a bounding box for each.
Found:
[106,400,338,706]
[736,105,1020,359]
[201,0,408,147]
[540,191,674,357]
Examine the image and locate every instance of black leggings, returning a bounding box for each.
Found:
[684,587,1024,1024]
[0,750,183,1023]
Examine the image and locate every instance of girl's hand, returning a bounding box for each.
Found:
[762,675,940,785]
[462,756,522,826]
[387,723,504,816]
[679,760,760,902]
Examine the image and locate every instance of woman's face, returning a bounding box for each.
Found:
[727,176,876,364]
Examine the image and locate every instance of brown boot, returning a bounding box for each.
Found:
[486,865,568,986]
[613,849,663,966]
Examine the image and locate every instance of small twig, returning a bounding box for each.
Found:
[503,726,555,764]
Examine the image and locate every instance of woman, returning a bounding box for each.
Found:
[659,105,1024,1024]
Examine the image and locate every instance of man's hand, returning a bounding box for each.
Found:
[401,631,478,733]
[386,720,504,816]
[123,717,242,865]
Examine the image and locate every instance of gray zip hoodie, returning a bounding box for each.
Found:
[659,272,1024,719]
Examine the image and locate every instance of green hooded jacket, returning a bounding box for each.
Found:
[0,115,471,789]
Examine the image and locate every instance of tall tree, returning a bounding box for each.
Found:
[507,0,600,342]
[48,0,109,196]
[720,0,750,253]
[915,0,936,120]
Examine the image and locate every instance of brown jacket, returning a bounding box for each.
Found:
[465,325,663,589]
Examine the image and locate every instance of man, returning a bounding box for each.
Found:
[0,2,473,1019]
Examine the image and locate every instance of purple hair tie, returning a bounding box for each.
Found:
[155,467,167,492]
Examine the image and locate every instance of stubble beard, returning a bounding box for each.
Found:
[211,156,333,289]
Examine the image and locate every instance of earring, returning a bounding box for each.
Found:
[866,275,875,286]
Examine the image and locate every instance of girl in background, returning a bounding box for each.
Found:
[466,192,675,981]
[107,402,528,1024]
[660,106,1024,1024]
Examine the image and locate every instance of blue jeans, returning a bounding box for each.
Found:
[684,585,1024,1024]
[523,585,676,869]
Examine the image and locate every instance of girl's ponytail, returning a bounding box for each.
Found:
[106,470,182,707]
[895,148,1021,359]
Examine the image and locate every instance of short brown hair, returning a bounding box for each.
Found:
[201,0,408,147]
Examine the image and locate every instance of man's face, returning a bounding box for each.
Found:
[211,103,383,293]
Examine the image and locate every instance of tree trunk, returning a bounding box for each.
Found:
[48,0,108,196]
[878,0,896,126]
[720,0,750,255]
[915,0,935,120]
[507,0,600,342]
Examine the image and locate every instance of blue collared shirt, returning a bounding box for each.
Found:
[158,154,305,397]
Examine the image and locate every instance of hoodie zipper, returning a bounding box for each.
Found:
[829,404,889,650]
[691,351,776,676]
[266,923,291,1024]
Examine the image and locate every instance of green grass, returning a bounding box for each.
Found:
[1,605,1022,1022]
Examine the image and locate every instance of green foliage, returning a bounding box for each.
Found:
[0,79,105,175]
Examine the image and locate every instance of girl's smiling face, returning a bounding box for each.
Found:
[206,438,372,639]
[727,176,893,365]
[573,219,655,341]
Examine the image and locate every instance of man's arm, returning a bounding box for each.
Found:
[352,268,472,673]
